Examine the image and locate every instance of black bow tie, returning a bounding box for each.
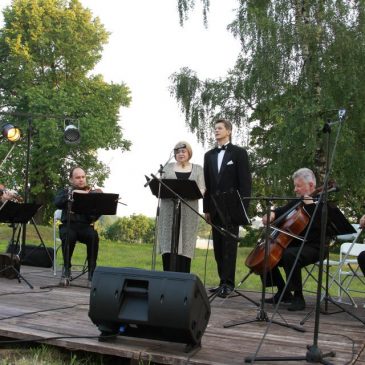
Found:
[215,144,227,153]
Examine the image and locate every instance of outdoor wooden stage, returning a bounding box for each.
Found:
[0,266,364,365]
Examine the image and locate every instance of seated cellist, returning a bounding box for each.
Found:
[262,167,330,311]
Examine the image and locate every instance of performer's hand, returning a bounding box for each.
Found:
[262,212,275,225]
[359,215,365,229]
[205,213,211,225]
[302,195,314,205]
[72,189,89,194]
[2,191,14,201]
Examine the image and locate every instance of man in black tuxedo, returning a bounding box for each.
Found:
[203,119,251,298]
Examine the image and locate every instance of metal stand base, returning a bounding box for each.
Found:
[224,307,305,333]
[301,295,365,326]
[208,285,260,306]
[41,271,90,290]
[244,345,336,364]
[0,264,33,289]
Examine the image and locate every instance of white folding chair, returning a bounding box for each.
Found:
[337,240,365,306]
[302,224,362,306]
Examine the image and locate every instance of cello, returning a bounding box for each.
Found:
[245,182,334,275]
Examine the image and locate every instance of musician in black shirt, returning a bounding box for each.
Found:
[262,168,329,311]
[54,167,100,281]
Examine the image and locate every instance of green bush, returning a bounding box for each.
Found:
[102,214,155,243]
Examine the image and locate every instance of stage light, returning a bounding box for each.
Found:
[1,123,21,142]
[63,119,80,144]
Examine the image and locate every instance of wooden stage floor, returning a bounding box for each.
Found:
[0,266,364,365]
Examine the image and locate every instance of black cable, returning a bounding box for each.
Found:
[0,289,53,297]
[0,333,118,346]
[318,330,357,365]
[0,302,88,321]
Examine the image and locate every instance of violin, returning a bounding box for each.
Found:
[82,185,103,193]
[71,185,103,193]
[245,181,335,275]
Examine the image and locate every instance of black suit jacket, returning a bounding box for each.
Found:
[203,143,251,225]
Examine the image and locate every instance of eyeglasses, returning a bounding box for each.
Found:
[174,148,188,154]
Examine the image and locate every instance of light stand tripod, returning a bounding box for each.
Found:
[224,196,305,333]
[0,201,41,288]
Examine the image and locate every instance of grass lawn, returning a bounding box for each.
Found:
[1,223,364,297]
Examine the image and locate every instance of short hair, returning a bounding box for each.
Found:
[292,168,316,185]
[174,141,192,160]
[69,166,84,179]
[214,119,232,132]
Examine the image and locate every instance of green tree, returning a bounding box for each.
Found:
[0,0,131,222]
[103,214,155,244]
[172,1,365,218]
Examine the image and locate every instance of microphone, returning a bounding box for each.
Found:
[143,175,151,188]
[338,109,346,121]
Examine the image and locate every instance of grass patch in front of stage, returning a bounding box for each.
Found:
[0,223,364,297]
[0,341,131,365]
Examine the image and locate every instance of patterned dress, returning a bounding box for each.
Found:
[157,162,205,259]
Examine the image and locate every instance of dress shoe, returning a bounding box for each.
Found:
[287,295,306,311]
[218,285,233,298]
[264,291,293,304]
[208,286,221,293]
[61,267,71,279]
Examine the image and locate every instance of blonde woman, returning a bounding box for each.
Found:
[157,141,205,273]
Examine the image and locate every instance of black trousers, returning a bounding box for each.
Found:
[358,250,365,276]
[212,216,239,289]
[266,244,322,293]
[162,253,191,273]
[59,223,99,274]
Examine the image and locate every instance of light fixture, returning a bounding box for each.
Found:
[63,119,80,144]
[1,123,21,142]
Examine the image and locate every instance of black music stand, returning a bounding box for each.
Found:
[72,192,119,216]
[149,178,202,272]
[0,201,41,289]
[211,189,250,227]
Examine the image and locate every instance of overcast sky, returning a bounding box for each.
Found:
[0,0,240,217]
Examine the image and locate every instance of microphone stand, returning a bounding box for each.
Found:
[60,187,73,286]
[144,150,175,270]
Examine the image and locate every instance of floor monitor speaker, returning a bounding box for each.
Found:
[89,266,211,351]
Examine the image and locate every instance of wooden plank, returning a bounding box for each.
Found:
[0,266,364,364]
